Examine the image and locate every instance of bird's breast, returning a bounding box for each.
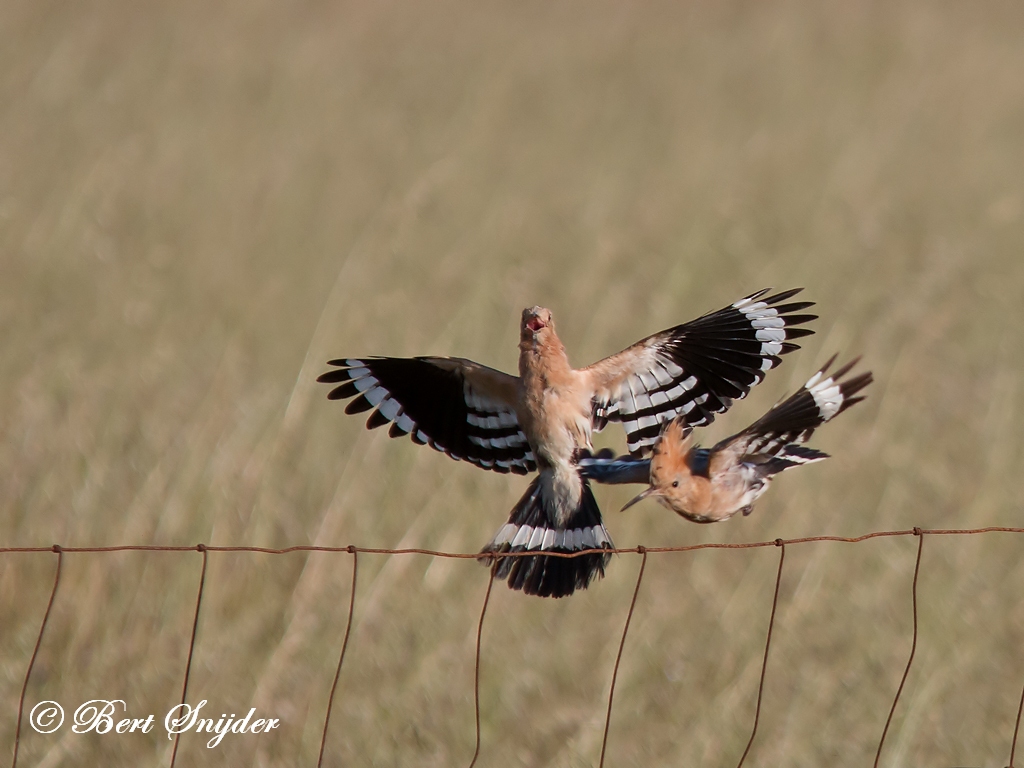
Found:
[518,375,592,467]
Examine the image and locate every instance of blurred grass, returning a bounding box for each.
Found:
[1,0,1024,765]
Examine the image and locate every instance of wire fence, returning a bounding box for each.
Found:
[6,526,1024,768]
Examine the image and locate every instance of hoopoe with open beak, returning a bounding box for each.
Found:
[619,356,872,522]
[318,288,816,597]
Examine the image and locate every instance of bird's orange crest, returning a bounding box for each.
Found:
[649,417,692,484]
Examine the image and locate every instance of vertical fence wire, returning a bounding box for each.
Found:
[10,545,63,768]
[735,539,786,768]
[169,544,209,768]
[873,529,924,768]
[318,547,360,768]
[467,566,496,768]
[1009,679,1024,768]
[599,546,648,768]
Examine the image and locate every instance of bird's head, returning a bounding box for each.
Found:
[621,417,696,517]
[520,306,555,345]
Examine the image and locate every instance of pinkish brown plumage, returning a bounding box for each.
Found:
[319,289,817,596]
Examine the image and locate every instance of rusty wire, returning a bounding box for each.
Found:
[599,546,648,768]
[1011,679,1024,768]
[3,526,1024,558]
[10,545,62,768]
[318,547,359,768]
[5,525,1024,766]
[468,567,496,768]
[736,539,786,768]
[169,544,208,768]
[874,529,924,768]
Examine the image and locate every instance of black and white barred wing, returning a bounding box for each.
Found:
[585,288,817,456]
[714,355,873,464]
[317,356,536,474]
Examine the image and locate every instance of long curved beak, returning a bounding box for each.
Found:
[621,487,657,512]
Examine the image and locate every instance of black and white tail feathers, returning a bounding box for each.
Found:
[480,477,613,598]
[724,355,873,473]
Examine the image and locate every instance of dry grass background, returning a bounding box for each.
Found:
[1,0,1024,765]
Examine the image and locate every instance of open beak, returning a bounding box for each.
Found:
[620,487,657,512]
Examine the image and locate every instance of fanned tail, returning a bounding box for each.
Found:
[480,476,613,598]
[739,356,873,456]
[703,356,871,501]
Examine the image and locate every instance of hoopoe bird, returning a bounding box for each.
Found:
[619,356,872,522]
[317,288,816,597]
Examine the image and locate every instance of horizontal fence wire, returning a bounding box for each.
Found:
[5,526,1024,768]
[4,526,1024,556]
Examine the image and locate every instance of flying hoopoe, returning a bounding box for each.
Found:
[317,288,816,597]
[619,356,872,522]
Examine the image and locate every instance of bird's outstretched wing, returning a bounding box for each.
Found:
[584,288,817,456]
[317,357,536,474]
[708,355,873,474]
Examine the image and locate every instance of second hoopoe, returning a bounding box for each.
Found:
[619,356,872,522]
[319,288,816,597]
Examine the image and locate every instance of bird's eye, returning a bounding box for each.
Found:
[671,480,679,488]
